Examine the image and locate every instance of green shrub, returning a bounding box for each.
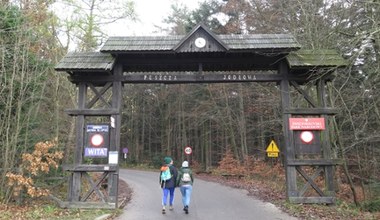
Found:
[362,199,380,212]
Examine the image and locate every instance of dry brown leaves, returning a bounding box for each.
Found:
[6,139,63,198]
[196,159,379,220]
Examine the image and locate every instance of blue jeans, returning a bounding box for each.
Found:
[180,185,193,207]
[162,187,175,206]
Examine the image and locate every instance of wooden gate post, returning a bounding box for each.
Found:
[279,61,298,198]
[317,79,335,197]
[69,83,86,201]
[107,63,123,204]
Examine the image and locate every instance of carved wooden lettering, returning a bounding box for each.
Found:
[222,74,256,81]
[143,74,178,81]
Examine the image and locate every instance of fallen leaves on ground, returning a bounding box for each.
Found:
[195,170,379,220]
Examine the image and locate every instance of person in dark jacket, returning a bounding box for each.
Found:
[176,161,194,214]
[159,156,177,214]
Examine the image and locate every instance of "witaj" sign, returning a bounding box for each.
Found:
[84,147,108,157]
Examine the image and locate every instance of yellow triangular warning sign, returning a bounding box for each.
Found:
[266,140,280,153]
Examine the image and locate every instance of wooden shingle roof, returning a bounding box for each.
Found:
[55,52,115,72]
[287,50,347,68]
[100,36,181,52]
[55,24,346,72]
[100,34,300,52]
[218,34,299,49]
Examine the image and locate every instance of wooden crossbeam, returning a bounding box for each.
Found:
[284,108,338,115]
[63,164,118,172]
[65,108,120,116]
[59,201,116,209]
[299,167,324,196]
[81,172,108,202]
[86,82,112,108]
[290,81,318,107]
[289,196,335,204]
[296,166,324,196]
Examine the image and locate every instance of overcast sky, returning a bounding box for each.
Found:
[106,0,203,36]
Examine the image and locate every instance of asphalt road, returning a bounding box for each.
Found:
[116,169,298,220]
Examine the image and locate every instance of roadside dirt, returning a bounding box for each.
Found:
[194,174,379,220]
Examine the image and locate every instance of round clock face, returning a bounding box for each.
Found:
[195,37,206,48]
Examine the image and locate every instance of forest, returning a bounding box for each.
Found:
[0,0,379,213]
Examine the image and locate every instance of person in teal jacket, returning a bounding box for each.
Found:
[159,156,177,214]
[176,161,194,214]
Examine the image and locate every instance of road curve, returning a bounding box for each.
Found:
[116,169,297,220]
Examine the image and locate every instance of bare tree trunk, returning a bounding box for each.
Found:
[223,86,239,160]
[238,84,248,158]
[333,118,359,206]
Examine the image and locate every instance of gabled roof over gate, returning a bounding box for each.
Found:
[100,24,300,54]
[173,24,228,52]
[99,34,299,53]
[55,24,346,72]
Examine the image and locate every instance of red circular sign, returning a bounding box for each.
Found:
[184,146,192,155]
[91,134,104,147]
[300,131,314,144]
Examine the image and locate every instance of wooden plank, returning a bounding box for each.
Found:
[124,72,310,83]
[288,197,335,204]
[63,164,118,172]
[124,72,283,83]
[68,71,311,84]
[67,173,73,201]
[108,172,119,204]
[59,201,116,209]
[65,109,120,116]
[287,159,342,166]
[118,55,279,66]
[69,74,122,83]
[284,108,338,115]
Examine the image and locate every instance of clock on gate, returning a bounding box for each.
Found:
[194,37,206,48]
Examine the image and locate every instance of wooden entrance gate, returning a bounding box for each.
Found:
[55,24,346,208]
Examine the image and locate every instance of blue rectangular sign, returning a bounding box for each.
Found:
[84,148,108,157]
[86,125,109,133]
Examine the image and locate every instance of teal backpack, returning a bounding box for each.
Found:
[160,166,172,182]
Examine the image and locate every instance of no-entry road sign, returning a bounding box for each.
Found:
[184,146,192,155]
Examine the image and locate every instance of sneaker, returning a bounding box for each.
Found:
[162,206,166,214]
[184,205,189,214]
[169,205,174,210]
